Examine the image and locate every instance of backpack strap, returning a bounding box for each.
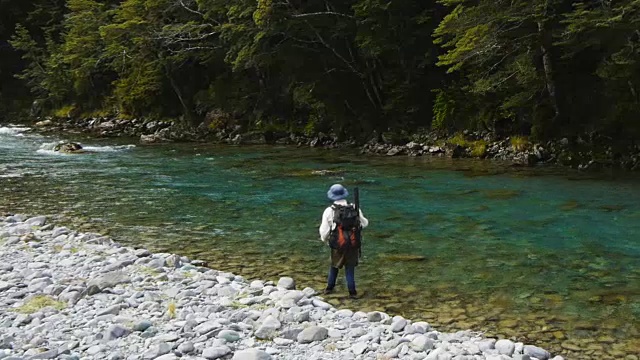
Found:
[331,203,353,210]
[329,204,341,229]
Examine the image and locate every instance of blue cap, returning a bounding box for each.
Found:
[327,184,349,201]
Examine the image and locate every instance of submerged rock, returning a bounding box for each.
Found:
[54,142,84,153]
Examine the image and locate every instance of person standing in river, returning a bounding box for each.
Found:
[319,184,369,299]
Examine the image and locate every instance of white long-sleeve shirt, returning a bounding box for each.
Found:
[319,199,369,244]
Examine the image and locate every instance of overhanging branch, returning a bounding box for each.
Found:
[178,0,203,17]
[291,12,354,19]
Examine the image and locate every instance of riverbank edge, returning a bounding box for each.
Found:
[26,116,640,172]
[0,213,563,360]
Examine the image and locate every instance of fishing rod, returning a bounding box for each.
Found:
[354,187,359,213]
[354,187,362,258]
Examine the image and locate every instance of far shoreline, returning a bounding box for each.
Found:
[4,117,640,175]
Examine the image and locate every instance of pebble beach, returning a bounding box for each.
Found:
[1,214,563,360]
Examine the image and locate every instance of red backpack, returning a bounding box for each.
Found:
[328,204,361,251]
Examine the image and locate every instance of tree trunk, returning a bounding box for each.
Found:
[166,71,194,126]
[629,81,639,104]
[538,20,560,124]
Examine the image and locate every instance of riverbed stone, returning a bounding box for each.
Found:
[8,223,32,235]
[194,321,221,334]
[85,345,104,356]
[142,343,172,359]
[0,263,13,272]
[513,355,531,360]
[280,328,303,341]
[27,349,58,359]
[478,339,496,352]
[218,330,241,342]
[98,304,124,316]
[297,326,328,343]
[411,335,435,352]
[154,355,178,360]
[276,277,295,290]
[351,342,368,355]
[232,348,272,360]
[51,227,69,238]
[27,278,52,292]
[132,320,153,332]
[25,217,47,227]
[254,316,281,339]
[524,345,550,360]
[390,318,407,332]
[156,333,179,342]
[202,346,231,359]
[86,271,130,295]
[495,339,516,356]
[103,324,130,341]
[177,342,194,354]
[134,249,151,257]
[367,312,383,322]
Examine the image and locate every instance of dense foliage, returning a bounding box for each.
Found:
[1,0,639,141]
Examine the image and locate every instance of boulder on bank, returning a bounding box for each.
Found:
[140,133,171,144]
[448,144,468,158]
[34,119,53,128]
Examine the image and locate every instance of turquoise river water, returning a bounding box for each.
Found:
[1,125,639,359]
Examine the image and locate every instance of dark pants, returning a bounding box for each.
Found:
[327,265,356,294]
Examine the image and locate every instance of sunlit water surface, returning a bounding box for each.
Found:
[1,125,639,358]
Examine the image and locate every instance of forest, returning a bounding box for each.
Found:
[0,0,639,142]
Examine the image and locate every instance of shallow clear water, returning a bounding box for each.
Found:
[1,125,639,358]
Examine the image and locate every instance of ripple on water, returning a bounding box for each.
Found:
[1,137,640,360]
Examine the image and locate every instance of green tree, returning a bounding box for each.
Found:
[212,0,443,137]
[100,0,221,122]
[560,0,640,137]
[60,0,117,111]
[1,0,66,118]
[433,0,571,137]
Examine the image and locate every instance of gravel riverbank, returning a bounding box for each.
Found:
[0,214,563,360]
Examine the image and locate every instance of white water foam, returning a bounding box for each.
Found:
[0,125,31,136]
[81,144,136,152]
[36,142,136,155]
[36,142,66,156]
[35,149,65,156]
[39,142,58,150]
